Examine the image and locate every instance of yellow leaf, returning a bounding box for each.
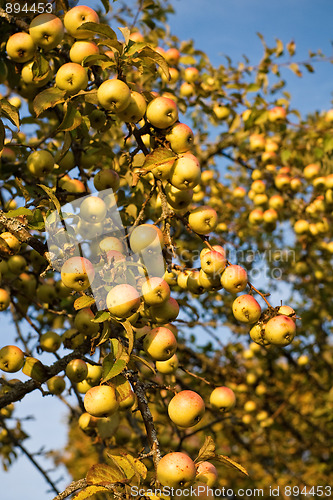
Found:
[74,295,96,311]
[215,454,249,476]
[195,435,216,462]
[74,485,109,499]
[86,463,126,485]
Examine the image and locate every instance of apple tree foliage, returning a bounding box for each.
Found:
[0,0,332,498]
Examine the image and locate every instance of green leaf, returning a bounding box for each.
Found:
[106,453,141,481]
[33,88,66,117]
[179,55,197,65]
[78,22,117,39]
[228,114,241,134]
[195,436,216,463]
[74,295,96,311]
[74,485,109,499]
[86,463,126,485]
[32,53,50,80]
[102,357,126,381]
[246,83,261,93]
[5,207,34,218]
[92,310,111,323]
[0,120,5,152]
[38,184,62,213]
[254,110,269,125]
[131,354,156,374]
[0,99,20,129]
[57,103,82,132]
[28,209,45,230]
[100,0,110,13]
[15,177,31,202]
[324,136,333,152]
[138,47,170,80]
[99,38,124,53]
[143,147,177,172]
[281,149,292,164]
[215,454,249,477]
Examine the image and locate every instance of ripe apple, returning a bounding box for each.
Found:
[6,32,35,63]
[36,283,57,304]
[0,289,10,311]
[268,106,286,122]
[278,305,296,321]
[84,384,119,417]
[47,376,66,395]
[97,79,131,112]
[85,363,103,386]
[177,270,190,289]
[274,174,290,190]
[198,269,221,290]
[168,390,205,427]
[0,345,24,373]
[29,13,64,51]
[155,353,179,374]
[156,452,196,488]
[146,96,178,129]
[251,180,266,194]
[7,255,27,275]
[141,277,170,306]
[79,196,107,223]
[21,61,52,87]
[188,206,218,235]
[99,236,124,254]
[220,265,248,294]
[64,5,99,39]
[165,184,193,210]
[210,386,236,411]
[143,326,177,361]
[232,294,261,324]
[184,67,199,83]
[265,315,296,346]
[244,400,257,412]
[248,208,264,225]
[40,331,62,352]
[150,297,179,323]
[213,104,230,120]
[74,308,100,336]
[55,63,88,94]
[106,284,141,318]
[200,250,226,276]
[294,219,309,234]
[180,82,194,97]
[62,328,85,349]
[22,357,47,381]
[27,150,54,177]
[249,133,265,150]
[263,208,278,224]
[69,40,99,63]
[169,153,201,190]
[0,232,21,254]
[269,194,284,210]
[165,47,180,65]
[65,359,88,383]
[249,323,269,346]
[303,163,320,180]
[129,224,164,253]
[61,256,95,292]
[116,91,147,123]
[196,461,218,487]
[165,123,194,153]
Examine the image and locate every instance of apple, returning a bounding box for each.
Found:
[97,79,131,112]
[7,255,26,274]
[62,328,85,349]
[278,305,296,321]
[0,232,21,254]
[210,386,236,411]
[198,269,221,290]
[99,236,124,254]
[274,174,290,190]
[184,67,199,83]
[78,412,98,434]
[248,208,264,225]
[55,63,88,94]
[188,206,218,235]
[186,270,205,294]
[74,308,100,336]
[146,96,178,129]
[106,284,141,318]
[177,270,190,289]
[169,153,201,190]
[232,294,261,324]
[263,208,278,224]
[180,82,194,97]
[200,250,226,276]
[220,265,248,294]
[47,376,66,395]
[64,5,99,39]
[196,462,218,487]
[268,106,286,122]
[93,169,120,193]
[213,104,230,120]
[249,133,265,150]
[84,384,119,417]
[116,91,147,123]
[251,180,266,194]
[168,390,205,427]
[129,31,144,42]
[150,297,179,323]
[0,345,24,373]
[61,256,95,292]
[143,326,177,361]
[269,194,284,210]
[6,32,35,63]
[79,196,107,224]
[249,323,269,346]
[85,363,103,386]
[36,284,56,304]
[70,40,99,63]
[129,224,164,253]
[22,357,47,381]
[65,359,88,383]
[165,123,194,153]
[155,353,179,374]
[29,13,64,51]
[165,48,180,65]
[294,219,309,234]
[156,452,196,488]
[265,315,296,346]
[141,277,170,306]
[21,61,52,87]
[0,289,10,311]
[304,163,320,180]
[40,331,62,352]
[165,184,193,210]
[244,400,257,412]
[27,150,54,177]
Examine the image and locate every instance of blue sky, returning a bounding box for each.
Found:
[1,0,333,498]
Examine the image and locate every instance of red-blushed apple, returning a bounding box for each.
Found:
[188,206,218,235]
[249,133,265,150]
[248,208,264,225]
[180,81,194,97]
[303,163,320,180]
[169,153,201,190]
[200,250,226,276]
[0,289,10,311]
[27,150,54,177]
[265,315,296,346]
[97,78,131,112]
[210,386,236,411]
[64,5,99,39]
[149,297,179,323]
[84,384,119,417]
[156,452,196,488]
[232,294,261,324]
[69,40,99,63]
[220,264,248,293]
[165,123,194,154]
[278,305,296,321]
[269,194,284,210]
[0,345,25,373]
[155,353,179,374]
[263,208,278,224]
[274,173,290,190]
[106,284,141,318]
[40,331,62,352]
[61,257,95,292]
[196,461,218,487]
[146,96,178,129]
[184,66,199,83]
[65,359,88,383]
[268,106,287,122]
[168,390,205,427]
[143,326,177,361]
[29,13,64,51]
[74,308,100,336]
[55,63,88,94]
[129,223,164,253]
[47,375,66,395]
[233,186,246,198]
[165,47,180,65]
[6,32,36,63]
[251,180,266,194]
[141,277,170,306]
[198,269,222,290]
[116,91,147,123]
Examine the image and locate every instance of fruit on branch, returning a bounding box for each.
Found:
[263,209,278,224]
[64,5,100,39]
[106,284,141,318]
[248,208,264,225]
[198,269,222,290]
[85,363,103,386]
[249,323,269,346]
[156,452,196,488]
[84,384,119,417]
[69,40,99,63]
[156,353,179,374]
[79,196,107,223]
[200,250,226,276]
[177,270,190,289]
[0,345,25,373]
[22,357,47,381]
[268,106,286,122]
[77,379,93,394]
[249,133,265,150]
[29,14,64,51]
[93,169,120,192]
[165,48,181,65]
[146,96,178,129]
[278,305,296,321]
[184,67,199,83]
[168,390,205,427]
[165,123,194,153]
[61,257,95,292]
[232,294,261,324]
[264,315,296,346]
[165,184,193,210]
[141,277,170,306]
[213,104,230,120]
[150,296,180,323]
[7,255,27,274]
[36,283,57,304]
[188,206,218,235]
[55,63,88,94]
[209,386,236,411]
[180,82,194,97]
[6,32,36,63]
[294,219,309,235]
[21,61,53,87]
[269,194,284,210]
[97,79,131,112]
[116,91,147,123]
[186,270,205,294]
[74,308,100,336]
[169,153,201,190]
[196,461,218,487]
[78,412,99,434]
[220,265,248,294]
[65,359,88,383]
[27,150,54,177]
[129,224,164,253]
[47,376,66,395]
[0,289,10,311]
[143,326,177,361]
[40,331,62,352]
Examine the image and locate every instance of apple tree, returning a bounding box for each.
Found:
[0,0,332,499]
